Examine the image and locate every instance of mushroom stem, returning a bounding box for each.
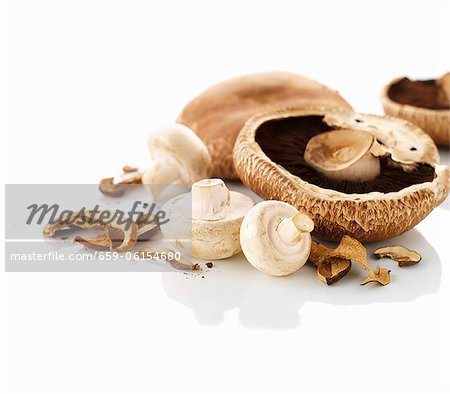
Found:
[140,124,213,199]
[277,213,314,244]
[191,179,230,221]
[142,160,181,198]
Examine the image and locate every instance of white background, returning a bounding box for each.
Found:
[1,1,450,393]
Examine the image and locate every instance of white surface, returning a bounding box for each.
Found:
[1,1,450,393]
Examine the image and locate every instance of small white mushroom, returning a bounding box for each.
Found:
[304,129,383,182]
[162,179,254,260]
[240,201,314,276]
[142,124,213,197]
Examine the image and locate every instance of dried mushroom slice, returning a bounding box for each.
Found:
[381,72,450,146]
[44,209,156,253]
[75,234,112,251]
[43,210,104,237]
[373,245,422,267]
[233,108,450,242]
[316,258,352,285]
[105,219,139,253]
[99,166,142,197]
[309,236,390,286]
[122,165,138,173]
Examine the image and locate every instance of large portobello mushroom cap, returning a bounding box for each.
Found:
[233,108,450,243]
[381,73,450,146]
[178,72,352,179]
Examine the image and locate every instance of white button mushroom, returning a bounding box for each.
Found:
[142,124,213,197]
[162,179,254,260]
[240,201,314,276]
[304,129,382,182]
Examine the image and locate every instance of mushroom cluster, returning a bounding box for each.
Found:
[92,72,446,285]
[233,108,450,242]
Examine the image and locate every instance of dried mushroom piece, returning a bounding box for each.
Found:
[99,177,126,197]
[136,247,200,271]
[44,209,158,253]
[122,165,138,173]
[316,258,352,285]
[105,219,139,253]
[43,210,104,237]
[382,72,450,146]
[309,236,391,286]
[361,267,391,286]
[75,219,159,252]
[75,234,112,251]
[373,245,422,267]
[233,108,450,242]
[99,166,142,197]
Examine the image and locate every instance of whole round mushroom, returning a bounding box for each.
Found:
[178,71,352,179]
[162,178,254,259]
[233,108,450,243]
[381,72,450,146]
[141,123,213,197]
[240,201,314,277]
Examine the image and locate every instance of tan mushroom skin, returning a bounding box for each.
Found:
[240,201,314,276]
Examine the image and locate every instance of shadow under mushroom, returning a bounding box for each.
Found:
[161,228,441,329]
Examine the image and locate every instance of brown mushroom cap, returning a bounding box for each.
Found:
[177,72,352,179]
[381,74,450,146]
[233,108,450,243]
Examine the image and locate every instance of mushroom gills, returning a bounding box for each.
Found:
[255,115,436,194]
[387,76,450,110]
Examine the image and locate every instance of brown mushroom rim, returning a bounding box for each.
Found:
[253,111,440,195]
[387,77,450,110]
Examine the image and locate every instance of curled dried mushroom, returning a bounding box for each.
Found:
[382,72,450,146]
[99,166,142,197]
[44,210,159,253]
[373,245,422,267]
[233,108,450,242]
[316,258,352,285]
[309,236,391,286]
